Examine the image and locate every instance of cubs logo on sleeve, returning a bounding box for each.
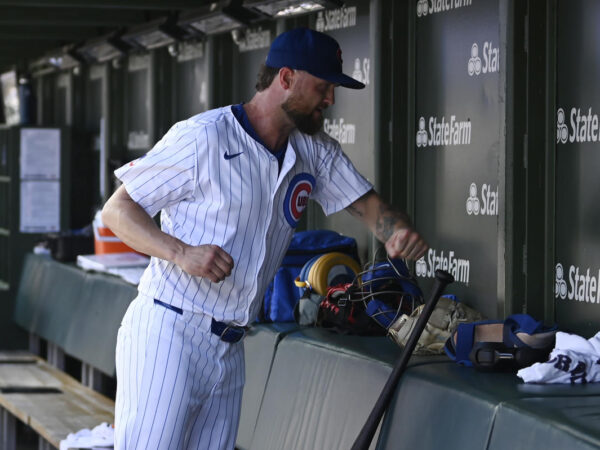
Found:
[283,173,315,227]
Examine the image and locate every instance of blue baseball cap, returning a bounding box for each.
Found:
[265,27,365,90]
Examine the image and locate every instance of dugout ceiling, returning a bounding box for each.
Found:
[0,0,211,73]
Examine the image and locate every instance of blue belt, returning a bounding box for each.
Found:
[153,299,248,343]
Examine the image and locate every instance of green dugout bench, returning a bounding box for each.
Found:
[3,253,600,449]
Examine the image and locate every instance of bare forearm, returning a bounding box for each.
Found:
[346,190,412,242]
[347,190,427,260]
[101,185,234,282]
[101,185,186,263]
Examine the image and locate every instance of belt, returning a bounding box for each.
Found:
[210,319,248,343]
[153,299,247,343]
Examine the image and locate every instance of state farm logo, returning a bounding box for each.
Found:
[416,117,428,147]
[416,115,472,148]
[468,42,499,76]
[416,0,428,17]
[324,118,356,144]
[415,248,470,284]
[466,182,498,216]
[556,108,568,144]
[351,57,370,86]
[556,107,600,144]
[236,27,271,52]
[416,0,473,18]
[315,6,357,32]
[555,263,568,299]
[555,262,600,304]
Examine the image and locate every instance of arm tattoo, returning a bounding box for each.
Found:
[375,204,411,241]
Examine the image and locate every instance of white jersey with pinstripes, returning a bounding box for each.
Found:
[115,105,372,326]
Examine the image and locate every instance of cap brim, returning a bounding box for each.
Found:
[311,71,366,89]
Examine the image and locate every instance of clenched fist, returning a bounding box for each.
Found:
[385,228,428,261]
[175,244,234,282]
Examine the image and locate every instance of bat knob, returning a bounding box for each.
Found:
[434,269,454,285]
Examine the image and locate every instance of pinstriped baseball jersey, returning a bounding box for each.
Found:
[115,105,372,326]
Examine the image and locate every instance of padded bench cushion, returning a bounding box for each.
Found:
[489,395,600,450]
[64,271,136,376]
[12,255,46,332]
[249,330,396,450]
[13,255,85,345]
[376,361,600,450]
[377,362,505,450]
[247,327,448,450]
[237,323,299,450]
[13,254,137,376]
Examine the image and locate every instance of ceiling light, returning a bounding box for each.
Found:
[243,0,343,17]
[122,16,192,50]
[28,45,83,74]
[178,0,265,36]
[76,33,131,63]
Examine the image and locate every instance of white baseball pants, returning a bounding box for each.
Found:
[114,293,245,450]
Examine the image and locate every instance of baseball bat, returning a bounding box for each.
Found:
[350,269,454,450]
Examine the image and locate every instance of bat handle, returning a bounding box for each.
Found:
[351,269,454,450]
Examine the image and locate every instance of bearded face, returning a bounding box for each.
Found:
[281,71,335,135]
[281,90,324,135]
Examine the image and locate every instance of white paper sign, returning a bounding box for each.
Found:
[20,180,60,233]
[20,128,61,179]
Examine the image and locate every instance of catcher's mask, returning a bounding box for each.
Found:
[317,255,424,335]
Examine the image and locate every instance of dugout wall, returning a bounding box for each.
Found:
[553,0,600,336]
[8,0,600,336]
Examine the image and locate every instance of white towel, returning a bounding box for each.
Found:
[517,331,600,384]
[59,422,114,450]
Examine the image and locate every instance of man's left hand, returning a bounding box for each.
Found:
[385,227,428,261]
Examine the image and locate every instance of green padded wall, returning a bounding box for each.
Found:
[553,0,600,337]
[413,0,505,319]
[237,323,299,450]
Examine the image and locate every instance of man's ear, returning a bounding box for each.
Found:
[279,67,295,90]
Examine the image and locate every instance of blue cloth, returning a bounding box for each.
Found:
[445,314,558,367]
[262,230,359,322]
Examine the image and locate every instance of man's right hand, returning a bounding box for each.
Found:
[102,186,234,283]
[176,244,234,283]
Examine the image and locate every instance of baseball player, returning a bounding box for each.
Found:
[102,27,428,450]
